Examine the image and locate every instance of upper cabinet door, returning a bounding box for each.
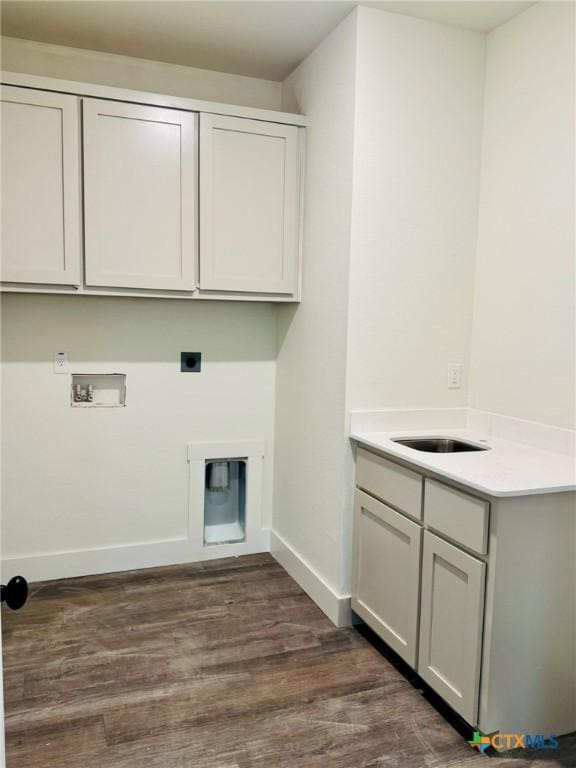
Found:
[199,114,300,295]
[1,86,81,285]
[83,99,197,291]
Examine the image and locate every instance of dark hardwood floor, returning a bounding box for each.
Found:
[2,554,575,767]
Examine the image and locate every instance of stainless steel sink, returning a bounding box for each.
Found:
[392,437,489,453]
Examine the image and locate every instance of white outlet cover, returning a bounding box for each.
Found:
[54,352,69,374]
[447,363,463,389]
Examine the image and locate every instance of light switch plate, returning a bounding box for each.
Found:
[447,363,462,389]
[54,352,69,374]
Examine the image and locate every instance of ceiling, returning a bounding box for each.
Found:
[0,1,535,81]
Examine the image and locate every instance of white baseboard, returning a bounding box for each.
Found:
[2,530,270,583]
[270,530,351,627]
[3,530,351,632]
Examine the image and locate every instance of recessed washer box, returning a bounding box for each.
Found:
[71,374,126,407]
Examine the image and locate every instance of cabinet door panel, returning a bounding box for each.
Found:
[352,489,422,666]
[199,114,299,295]
[1,86,81,285]
[83,99,196,291]
[418,531,485,724]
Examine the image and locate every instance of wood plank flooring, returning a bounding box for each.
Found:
[2,554,575,767]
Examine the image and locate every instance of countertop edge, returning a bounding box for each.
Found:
[350,432,576,498]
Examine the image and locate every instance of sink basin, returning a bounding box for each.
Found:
[392,437,489,453]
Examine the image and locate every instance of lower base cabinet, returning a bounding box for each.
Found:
[352,490,421,666]
[352,483,486,725]
[352,446,576,736]
[352,464,487,725]
[418,531,486,724]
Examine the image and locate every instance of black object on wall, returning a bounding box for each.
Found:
[181,352,202,372]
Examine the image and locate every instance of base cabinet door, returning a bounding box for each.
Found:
[352,490,422,666]
[1,86,81,286]
[418,531,486,724]
[83,99,197,291]
[199,114,300,296]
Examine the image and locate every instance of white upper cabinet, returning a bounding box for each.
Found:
[1,86,81,285]
[83,99,197,291]
[199,114,300,296]
[1,76,304,300]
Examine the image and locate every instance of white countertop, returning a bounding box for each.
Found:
[350,427,576,497]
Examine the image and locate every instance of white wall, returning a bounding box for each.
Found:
[1,295,276,571]
[469,2,576,429]
[0,36,283,110]
[274,7,488,619]
[346,6,485,411]
[274,2,488,616]
[273,10,357,607]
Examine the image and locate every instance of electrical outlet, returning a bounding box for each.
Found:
[447,363,462,389]
[54,352,69,374]
[181,352,201,372]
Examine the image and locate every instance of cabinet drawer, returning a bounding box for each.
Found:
[356,447,422,520]
[424,478,489,555]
